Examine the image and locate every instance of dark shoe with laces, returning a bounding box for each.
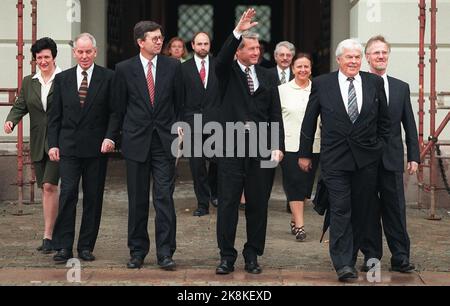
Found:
[127,256,144,269]
[78,250,96,261]
[337,266,358,282]
[37,238,53,254]
[244,260,262,274]
[193,207,209,217]
[391,262,415,273]
[158,256,176,271]
[215,260,235,275]
[53,249,73,264]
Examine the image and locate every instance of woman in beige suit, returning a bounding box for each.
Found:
[4,37,61,253]
[278,53,320,241]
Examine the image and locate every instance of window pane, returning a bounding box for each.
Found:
[178,5,214,42]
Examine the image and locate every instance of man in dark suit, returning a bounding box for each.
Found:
[48,33,118,263]
[112,21,183,270]
[298,38,390,281]
[181,32,219,217]
[214,9,284,275]
[270,41,295,85]
[360,35,419,273]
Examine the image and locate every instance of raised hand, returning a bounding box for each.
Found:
[235,8,258,33]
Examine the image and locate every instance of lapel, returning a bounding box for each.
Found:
[327,72,352,124]
[154,55,167,111]
[30,77,45,112]
[131,55,153,114]
[387,76,398,116]
[66,67,82,119]
[355,72,375,125]
[189,57,205,92]
[205,56,217,97]
[81,64,105,116]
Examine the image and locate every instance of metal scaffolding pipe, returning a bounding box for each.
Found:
[15,0,24,215]
[417,0,427,208]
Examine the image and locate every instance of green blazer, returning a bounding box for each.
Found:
[6,74,54,162]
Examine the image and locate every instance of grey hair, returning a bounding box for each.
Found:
[335,38,363,58]
[238,31,259,49]
[73,33,97,49]
[274,41,295,57]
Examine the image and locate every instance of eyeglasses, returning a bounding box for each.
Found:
[149,35,165,43]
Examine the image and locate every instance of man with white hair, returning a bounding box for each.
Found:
[271,41,295,85]
[298,38,390,281]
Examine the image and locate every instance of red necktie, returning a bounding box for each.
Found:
[146,62,155,106]
[199,60,206,86]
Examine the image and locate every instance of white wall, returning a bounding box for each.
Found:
[349,0,450,141]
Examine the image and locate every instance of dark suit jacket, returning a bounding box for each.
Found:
[48,65,118,157]
[382,76,420,172]
[299,71,390,171]
[269,67,295,86]
[181,55,220,126]
[113,55,183,162]
[7,75,54,162]
[215,34,285,155]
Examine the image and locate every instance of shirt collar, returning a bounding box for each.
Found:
[140,53,158,70]
[237,60,255,75]
[339,70,361,83]
[33,66,62,83]
[289,78,311,91]
[194,54,209,65]
[77,63,95,76]
[277,66,290,75]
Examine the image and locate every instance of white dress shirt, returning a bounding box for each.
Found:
[32,66,62,111]
[76,64,95,90]
[381,73,389,105]
[140,53,158,83]
[338,71,363,114]
[278,79,321,153]
[194,54,209,88]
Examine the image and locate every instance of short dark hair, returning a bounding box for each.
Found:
[31,37,57,60]
[291,52,313,67]
[133,21,163,45]
[192,31,211,44]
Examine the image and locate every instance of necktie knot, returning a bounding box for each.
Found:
[82,70,88,77]
[347,77,355,82]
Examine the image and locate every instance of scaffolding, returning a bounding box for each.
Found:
[417,0,450,220]
[0,0,38,214]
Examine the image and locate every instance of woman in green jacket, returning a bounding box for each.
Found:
[4,37,61,253]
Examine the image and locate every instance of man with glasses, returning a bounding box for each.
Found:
[112,21,183,270]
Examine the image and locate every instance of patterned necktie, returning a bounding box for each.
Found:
[79,70,88,107]
[147,61,155,106]
[245,67,254,95]
[280,70,287,84]
[347,77,359,123]
[199,60,206,86]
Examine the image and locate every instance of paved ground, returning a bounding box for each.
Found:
[1,158,450,286]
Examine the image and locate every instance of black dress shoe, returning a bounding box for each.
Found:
[158,256,176,271]
[215,260,235,275]
[37,238,53,254]
[53,249,73,264]
[127,256,144,269]
[193,207,209,217]
[391,262,415,273]
[78,250,96,261]
[244,261,262,274]
[360,260,380,272]
[337,266,358,282]
[211,198,219,208]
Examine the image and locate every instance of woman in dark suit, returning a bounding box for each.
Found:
[4,37,61,253]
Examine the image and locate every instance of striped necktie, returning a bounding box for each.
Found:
[245,67,254,95]
[147,61,155,106]
[79,70,88,107]
[347,77,359,123]
[280,70,287,84]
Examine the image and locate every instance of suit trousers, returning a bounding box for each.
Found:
[126,131,177,260]
[361,164,411,266]
[189,157,218,209]
[53,155,108,252]
[217,156,275,264]
[322,162,378,270]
